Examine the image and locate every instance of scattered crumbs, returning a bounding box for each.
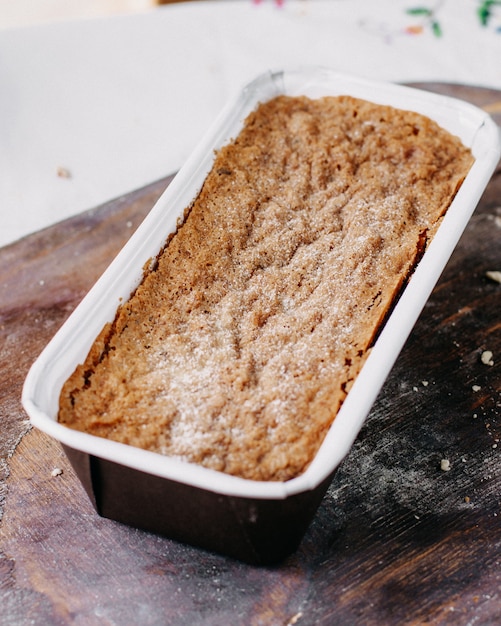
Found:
[473,413,478,418]
[486,270,501,284]
[51,467,63,477]
[126,221,133,228]
[413,386,418,392]
[493,443,498,449]
[472,385,481,392]
[287,613,303,626]
[440,459,451,472]
[461,456,467,463]
[481,350,494,366]
[421,380,429,387]
[39,279,45,286]
[56,166,71,179]
[414,514,420,520]
[464,496,470,503]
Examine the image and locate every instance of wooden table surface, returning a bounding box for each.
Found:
[1,84,500,626]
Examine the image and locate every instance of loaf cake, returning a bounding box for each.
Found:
[58,94,473,481]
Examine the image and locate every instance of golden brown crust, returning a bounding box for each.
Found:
[58,95,473,481]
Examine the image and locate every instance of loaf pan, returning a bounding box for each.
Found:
[22,68,501,564]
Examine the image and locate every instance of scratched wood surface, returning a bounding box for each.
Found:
[1,84,500,626]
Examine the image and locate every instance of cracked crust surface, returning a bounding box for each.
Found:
[58,95,473,481]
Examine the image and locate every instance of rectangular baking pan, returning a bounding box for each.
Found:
[22,68,501,564]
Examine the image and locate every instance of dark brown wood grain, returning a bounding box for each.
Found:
[1,85,500,626]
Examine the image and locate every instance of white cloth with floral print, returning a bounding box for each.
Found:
[1,0,500,246]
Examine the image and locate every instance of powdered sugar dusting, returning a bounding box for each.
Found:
[59,95,473,481]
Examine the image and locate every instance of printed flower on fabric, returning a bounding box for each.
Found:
[405,6,443,37]
[405,0,501,36]
[252,0,285,6]
[477,0,501,31]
